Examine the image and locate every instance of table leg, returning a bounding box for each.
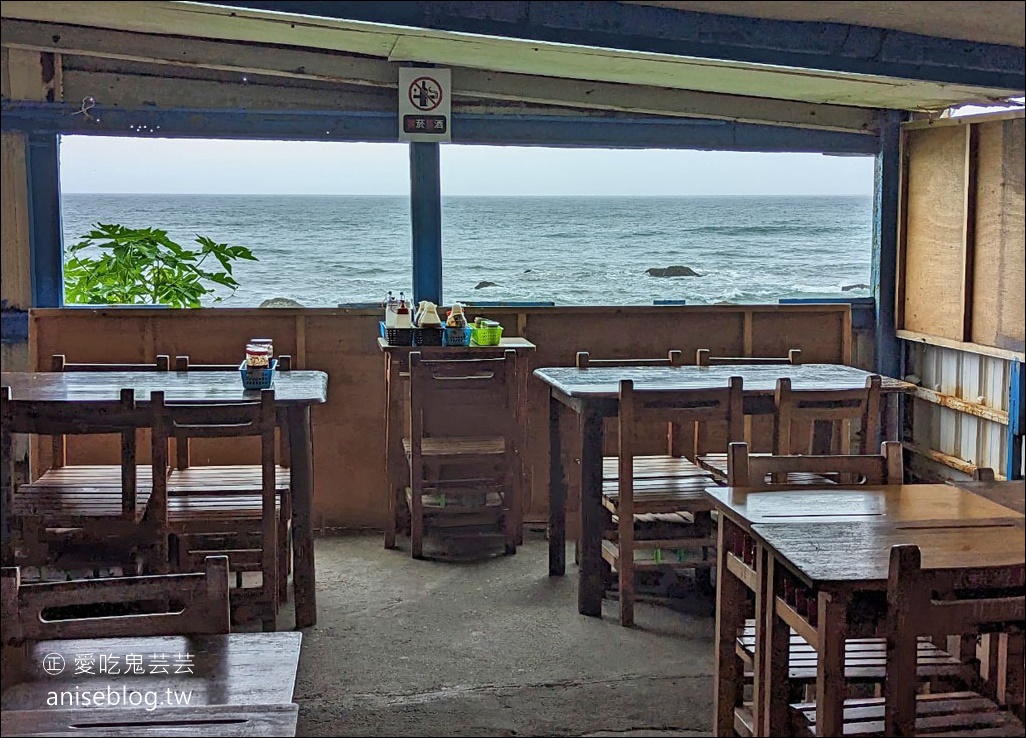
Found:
[815,591,850,737]
[288,406,317,629]
[713,518,745,736]
[548,394,566,576]
[760,552,792,737]
[578,409,604,617]
[384,356,399,549]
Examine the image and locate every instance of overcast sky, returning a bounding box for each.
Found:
[58,136,876,196]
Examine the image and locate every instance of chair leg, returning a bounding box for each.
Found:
[410,485,424,559]
[384,482,398,549]
[618,507,634,627]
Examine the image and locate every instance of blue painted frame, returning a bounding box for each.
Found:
[26,133,63,308]
[1008,360,1024,480]
[210,1,1025,90]
[0,103,880,154]
[409,142,442,305]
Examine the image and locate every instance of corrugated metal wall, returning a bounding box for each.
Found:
[907,342,1014,479]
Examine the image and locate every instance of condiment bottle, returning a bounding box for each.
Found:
[245,343,271,369]
[395,298,413,329]
[250,338,273,359]
[384,291,398,328]
[447,302,468,328]
[420,302,443,327]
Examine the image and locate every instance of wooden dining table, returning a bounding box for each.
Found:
[704,482,1025,737]
[532,363,911,616]
[1,632,303,710]
[0,369,328,629]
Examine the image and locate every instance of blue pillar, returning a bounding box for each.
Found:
[1008,360,1024,480]
[26,133,64,307]
[872,111,902,379]
[409,142,442,305]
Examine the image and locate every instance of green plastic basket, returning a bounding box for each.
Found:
[471,325,503,346]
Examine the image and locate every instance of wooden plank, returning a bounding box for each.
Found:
[897,328,1025,362]
[972,117,1026,353]
[0,704,299,737]
[0,19,884,133]
[901,125,972,340]
[911,384,1009,425]
[0,131,31,310]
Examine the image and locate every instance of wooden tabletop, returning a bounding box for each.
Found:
[533,363,910,399]
[949,478,1025,515]
[705,483,1025,530]
[377,336,536,352]
[1,632,302,710]
[753,519,1025,588]
[0,371,327,405]
[0,704,298,736]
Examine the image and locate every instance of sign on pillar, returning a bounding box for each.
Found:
[398,68,451,142]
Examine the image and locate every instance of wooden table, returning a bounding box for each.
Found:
[378,337,536,545]
[1,632,302,710]
[950,478,1025,514]
[704,483,1024,737]
[0,370,328,629]
[532,363,911,617]
[0,704,298,736]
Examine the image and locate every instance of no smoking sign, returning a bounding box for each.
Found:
[398,68,451,142]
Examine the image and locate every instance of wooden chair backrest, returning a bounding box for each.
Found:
[0,388,166,522]
[0,555,230,643]
[619,376,744,471]
[49,355,170,469]
[408,350,518,448]
[173,355,293,372]
[774,374,882,455]
[885,544,1025,734]
[726,440,904,487]
[575,350,684,368]
[695,348,801,366]
[171,356,290,469]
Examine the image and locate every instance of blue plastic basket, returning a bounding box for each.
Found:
[443,326,471,346]
[239,359,277,390]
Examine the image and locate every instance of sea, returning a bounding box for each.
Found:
[60,194,873,307]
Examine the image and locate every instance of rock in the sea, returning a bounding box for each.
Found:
[259,297,305,308]
[474,281,499,289]
[646,266,701,277]
[841,283,870,292]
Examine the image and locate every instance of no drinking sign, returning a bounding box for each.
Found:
[398,68,451,142]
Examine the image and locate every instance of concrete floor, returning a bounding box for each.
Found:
[289,533,716,737]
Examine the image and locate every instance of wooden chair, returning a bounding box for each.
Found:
[699,373,883,482]
[608,377,743,626]
[154,390,282,631]
[0,555,230,688]
[726,440,904,487]
[574,350,703,482]
[726,442,972,708]
[695,348,801,366]
[167,355,292,605]
[399,350,520,559]
[790,544,1025,736]
[1,385,169,574]
[693,349,800,478]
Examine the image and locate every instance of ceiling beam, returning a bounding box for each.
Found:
[206,1,1026,91]
[2,20,882,133]
[0,101,880,153]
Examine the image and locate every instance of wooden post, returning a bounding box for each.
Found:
[578,409,605,617]
[548,394,566,576]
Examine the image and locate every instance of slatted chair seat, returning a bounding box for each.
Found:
[736,620,967,683]
[602,474,717,514]
[789,693,1023,737]
[602,454,707,479]
[402,436,507,457]
[169,465,290,495]
[11,485,154,525]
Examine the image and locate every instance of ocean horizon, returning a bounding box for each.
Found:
[61,193,873,308]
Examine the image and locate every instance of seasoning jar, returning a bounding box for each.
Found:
[245,343,271,369]
[250,338,274,358]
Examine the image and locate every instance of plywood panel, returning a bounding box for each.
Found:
[902,125,969,340]
[1,131,31,309]
[972,117,1025,353]
[29,305,852,529]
